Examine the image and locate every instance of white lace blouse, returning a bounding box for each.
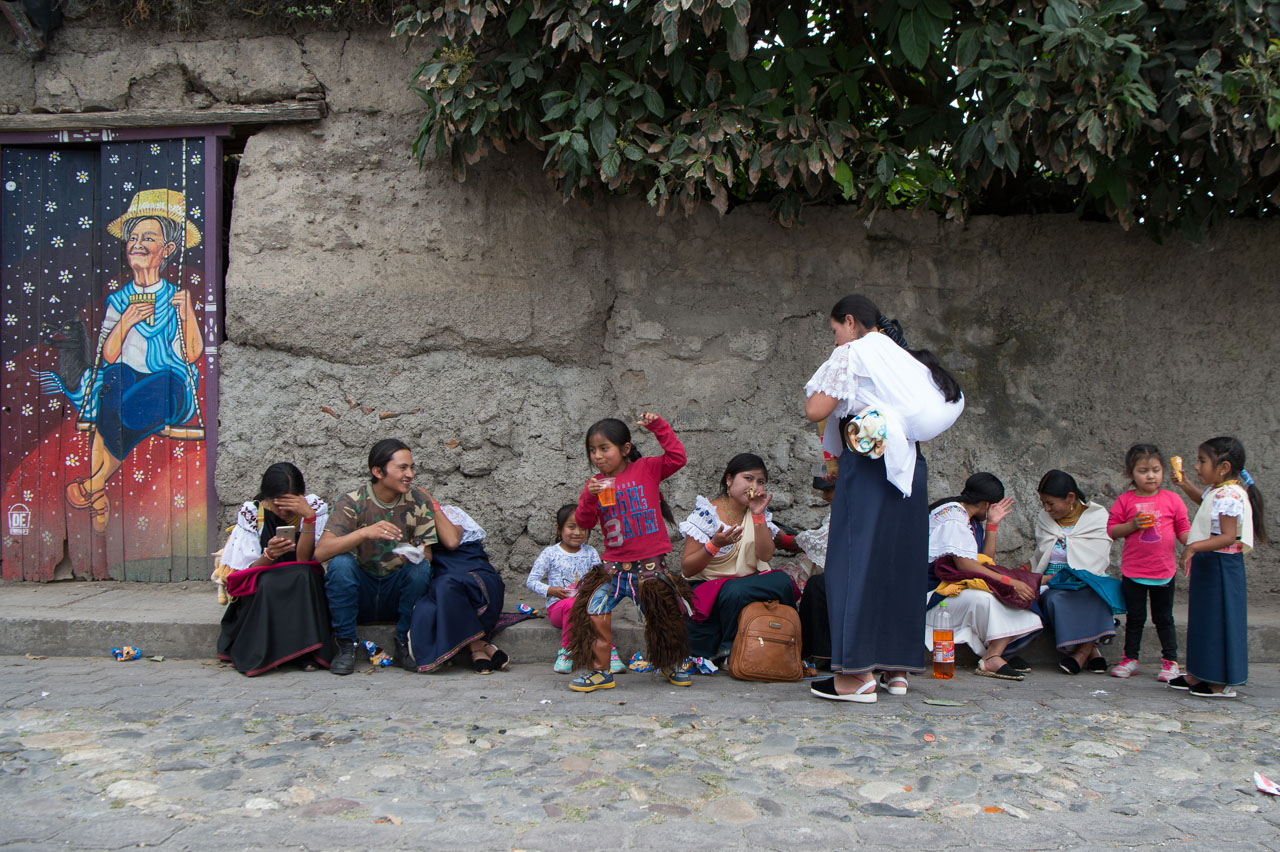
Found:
[928,502,978,562]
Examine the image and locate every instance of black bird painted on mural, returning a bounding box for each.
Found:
[35,317,93,412]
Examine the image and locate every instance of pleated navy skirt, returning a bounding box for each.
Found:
[1039,587,1116,650]
[408,541,505,672]
[824,448,928,674]
[1186,550,1248,685]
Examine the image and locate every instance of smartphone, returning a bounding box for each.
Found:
[275,525,297,541]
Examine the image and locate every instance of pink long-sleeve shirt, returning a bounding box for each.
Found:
[575,417,686,563]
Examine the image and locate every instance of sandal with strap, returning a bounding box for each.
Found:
[811,676,877,703]
[87,490,110,534]
[486,644,510,671]
[66,477,93,509]
[877,673,909,695]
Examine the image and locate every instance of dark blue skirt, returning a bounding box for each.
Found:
[408,541,505,672]
[687,571,797,659]
[824,448,928,674]
[1186,550,1248,685]
[1039,587,1116,650]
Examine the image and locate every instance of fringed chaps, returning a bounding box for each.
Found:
[566,561,694,672]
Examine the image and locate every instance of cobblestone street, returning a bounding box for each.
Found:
[2,655,1279,851]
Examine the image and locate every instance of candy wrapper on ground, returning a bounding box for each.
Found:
[628,652,654,673]
[363,640,394,667]
[111,646,141,661]
[688,656,718,675]
[1255,772,1280,796]
[517,603,538,615]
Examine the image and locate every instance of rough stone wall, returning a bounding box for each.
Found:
[5,18,1278,595]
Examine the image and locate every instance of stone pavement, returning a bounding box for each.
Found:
[2,655,1279,852]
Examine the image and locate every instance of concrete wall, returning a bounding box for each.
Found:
[5,17,1278,594]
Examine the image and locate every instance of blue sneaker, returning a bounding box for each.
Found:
[569,670,615,692]
[660,667,692,687]
[554,648,573,674]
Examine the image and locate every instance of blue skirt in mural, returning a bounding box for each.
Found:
[824,448,928,675]
[1186,550,1248,685]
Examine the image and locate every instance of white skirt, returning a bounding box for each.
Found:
[924,589,1043,655]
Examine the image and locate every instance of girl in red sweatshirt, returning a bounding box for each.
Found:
[567,413,691,692]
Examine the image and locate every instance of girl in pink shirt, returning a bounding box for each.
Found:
[1106,444,1190,681]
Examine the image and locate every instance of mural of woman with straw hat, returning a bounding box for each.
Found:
[62,188,204,533]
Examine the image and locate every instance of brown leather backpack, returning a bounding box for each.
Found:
[727,600,803,682]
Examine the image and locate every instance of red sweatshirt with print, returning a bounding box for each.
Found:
[575,417,686,562]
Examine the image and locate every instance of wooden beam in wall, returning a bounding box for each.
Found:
[0,100,326,131]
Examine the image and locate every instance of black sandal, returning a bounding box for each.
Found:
[488,647,510,671]
[1085,655,1108,673]
[1007,655,1032,673]
[1058,655,1082,675]
[471,654,494,674]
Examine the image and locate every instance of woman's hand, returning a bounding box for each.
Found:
[547,586,570,600]
[272,494,315,520]
[362,521,403,542]
[119,301,153,332]
[987,497,1014,527]
[710,524,744,549]
[746,488,772,516]
[1006,577,1035,603]
[263,535,296,561]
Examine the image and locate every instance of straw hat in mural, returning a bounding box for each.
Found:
[106,188,202,249]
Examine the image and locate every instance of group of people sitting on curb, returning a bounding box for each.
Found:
[213,293,1265,704]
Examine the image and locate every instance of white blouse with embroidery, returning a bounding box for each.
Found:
[440,504,486,544]
[804,331,964,497]
[928,502,978,562]
[678,495,779,556]
[218,494,329,574]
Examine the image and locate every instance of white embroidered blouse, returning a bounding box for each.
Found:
[218,494,329,574]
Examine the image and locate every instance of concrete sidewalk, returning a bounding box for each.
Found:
[4,580,1280,669]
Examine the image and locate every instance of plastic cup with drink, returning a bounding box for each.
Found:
[596,476,617,508]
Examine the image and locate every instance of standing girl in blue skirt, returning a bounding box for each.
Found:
[803,295,965,703]
[1170,437,1267,698]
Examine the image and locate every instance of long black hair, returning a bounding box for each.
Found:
[718,453,769,495]
[369,438,411,483]
[929,472,1005,511]
[1200,436,1268,543]
[1037,469,1087,505]
[584,417,675,524]
[829,294,962,403]
[255,462,306,550]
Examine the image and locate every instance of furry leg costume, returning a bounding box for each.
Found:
[567,559,694,672]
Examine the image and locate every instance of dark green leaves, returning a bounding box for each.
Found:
[404,0,1280,234]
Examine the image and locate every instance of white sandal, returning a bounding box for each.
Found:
[877,673,909,695]
[811,676,878,703]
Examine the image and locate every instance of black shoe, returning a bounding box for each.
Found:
[1085,655,1108,673]
[331,639,359,676]
[1166,675,1192,690]
[396,639,416,672]
[1007,655,1032,673]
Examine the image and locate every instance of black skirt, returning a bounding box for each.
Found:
[216,561,335,676]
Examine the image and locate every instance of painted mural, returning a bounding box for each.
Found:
[1,138,216,581]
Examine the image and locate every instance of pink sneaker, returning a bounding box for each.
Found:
[1157,659,1181,682]
[1108,656,1139,678]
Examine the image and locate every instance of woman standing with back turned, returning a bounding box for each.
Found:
[803,295,964,703]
